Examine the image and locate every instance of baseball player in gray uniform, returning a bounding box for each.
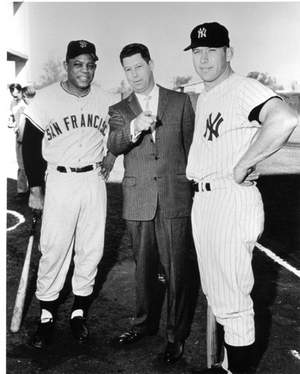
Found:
[22,40,116,349]
[184,23,298,373]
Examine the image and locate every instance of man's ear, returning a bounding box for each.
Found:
[226,47,234,62]
[149,59,154,71]
[63,61,68,72]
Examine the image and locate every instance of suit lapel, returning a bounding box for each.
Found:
[157,85,169,122]
[127,93,142,118]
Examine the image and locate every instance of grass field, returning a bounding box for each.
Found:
[5,129,300,373]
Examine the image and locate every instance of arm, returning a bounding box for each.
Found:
[100,151,117,180]
[182,94,195,159]
[107,106,134,155]
[107,106,154,155]
[234,98,298,184]
[22,118,47,210]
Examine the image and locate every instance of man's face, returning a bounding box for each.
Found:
[122,53,155,94]
[192,46,231,85]
[64,54,96,90]
[11,88,22,101]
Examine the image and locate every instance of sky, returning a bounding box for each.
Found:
[22,1,300,91]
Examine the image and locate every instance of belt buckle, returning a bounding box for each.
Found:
[200,182,211,192]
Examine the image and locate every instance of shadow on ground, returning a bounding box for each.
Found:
[6,176,300,373]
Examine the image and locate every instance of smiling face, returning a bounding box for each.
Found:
[122,53,155,95]
[192,46,233,89]
[64,54,96,93]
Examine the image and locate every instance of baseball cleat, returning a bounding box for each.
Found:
[29,319,54,349]
[70,316,89,343]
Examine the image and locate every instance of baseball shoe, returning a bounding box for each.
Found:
[29,319,54,349]
[163,340,185,364]
[70,316,89,343]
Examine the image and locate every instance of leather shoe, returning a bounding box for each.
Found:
[30,319,54,349]
[163,340,185,364]
[112,329,149,346]
[70,316,89,343]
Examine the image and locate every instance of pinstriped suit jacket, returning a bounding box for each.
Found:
[108,85,195,220]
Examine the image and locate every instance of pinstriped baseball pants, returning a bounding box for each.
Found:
[191,183,264,346]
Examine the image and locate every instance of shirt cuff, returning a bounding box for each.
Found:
[130,119,142,143]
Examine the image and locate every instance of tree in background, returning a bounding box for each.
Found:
[111,80,132,100]
[291,80,300,92]
[34,58,66,89]
[172,75,192,90]
[247,71,284,91]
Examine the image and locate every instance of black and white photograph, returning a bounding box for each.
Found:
[4,1,300,373]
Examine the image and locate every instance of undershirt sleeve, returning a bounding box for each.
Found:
[248,96,282,124]
[22,118,47,188]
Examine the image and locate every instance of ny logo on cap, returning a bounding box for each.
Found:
[79,40,88,48]
[197,27,207,39]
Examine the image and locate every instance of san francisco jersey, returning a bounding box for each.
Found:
[186,74,278,182]
[25,82,115,167]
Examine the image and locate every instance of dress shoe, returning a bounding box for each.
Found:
[112,329,149,346]
[163,340,185,364]
[29,319,54,349]
[190,365,227,373]
[70,316,89,343]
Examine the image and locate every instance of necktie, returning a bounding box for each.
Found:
[144,95,155,142]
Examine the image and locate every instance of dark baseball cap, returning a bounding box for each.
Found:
[66,40,98,61]
[184,22,230,51]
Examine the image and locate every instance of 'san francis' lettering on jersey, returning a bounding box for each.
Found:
[203,112,223,141]
[45,114,108,141]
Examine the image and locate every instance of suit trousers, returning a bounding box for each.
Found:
[127,205,199,343]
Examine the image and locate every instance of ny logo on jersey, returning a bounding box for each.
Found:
[197,27,207,39]
[203,112,223,141]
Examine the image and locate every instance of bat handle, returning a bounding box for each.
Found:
[30,209,41,235]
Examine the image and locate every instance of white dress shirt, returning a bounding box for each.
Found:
[130,84,159,142]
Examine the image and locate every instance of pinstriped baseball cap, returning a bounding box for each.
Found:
[66,40,99,61]
[184,22,230,51]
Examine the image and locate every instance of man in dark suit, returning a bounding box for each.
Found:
[108,43,199,364]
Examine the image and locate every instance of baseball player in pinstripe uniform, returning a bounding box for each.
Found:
[108,43,199,364]
[184,23,298,373]
[22,40,116,349]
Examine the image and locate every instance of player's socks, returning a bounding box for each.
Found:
[71,309,84,319]
[41,309,53,323]
[39,299,58,322]
[71,294,93,317]
[225,343,256,373]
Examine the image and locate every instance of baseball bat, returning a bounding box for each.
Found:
[206,305,219,367]
[10,210,40,333]
[206,305,225,368]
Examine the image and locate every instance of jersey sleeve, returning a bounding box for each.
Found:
[24,91,48,133]
[239,78,280,121]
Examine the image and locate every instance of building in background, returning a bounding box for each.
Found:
[5,2,30,87]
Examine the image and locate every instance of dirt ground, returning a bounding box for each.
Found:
[6,176,300,374]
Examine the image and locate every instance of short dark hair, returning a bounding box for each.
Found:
[120,43,151,65]
[9,83,22,93]
[22,85,36,99]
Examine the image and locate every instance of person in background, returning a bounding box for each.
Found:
[8,83,23,128]
[12,85,37,201]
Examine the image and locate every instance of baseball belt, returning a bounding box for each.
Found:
[57,162,101,173]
